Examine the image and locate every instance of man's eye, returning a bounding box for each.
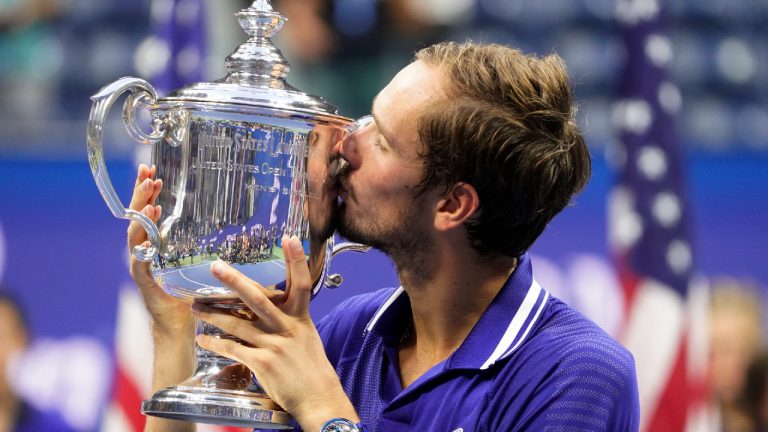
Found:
[373,136,385,149]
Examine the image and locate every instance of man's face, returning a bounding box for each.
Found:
[335,60,446,254]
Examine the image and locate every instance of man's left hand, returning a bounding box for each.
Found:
[192,235,359,430]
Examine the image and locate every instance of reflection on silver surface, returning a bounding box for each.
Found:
[87,0,363,428]
[150,115,325,299]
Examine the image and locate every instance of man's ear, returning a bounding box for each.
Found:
[434,182,479,232]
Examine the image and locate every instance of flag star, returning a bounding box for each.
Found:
[151,0,174,24]
[658,82,682,114]
[652,192,681,228]
[645,34,673,68]
[609,187,644,251]
[666,240,692,274]
[636,145,667,180]
[613,99,653,135]
[615,0,660,24]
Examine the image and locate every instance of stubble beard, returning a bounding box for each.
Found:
[336,198,437,283]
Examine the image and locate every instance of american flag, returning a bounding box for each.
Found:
[100,1,245,431]
[610,2,711,431]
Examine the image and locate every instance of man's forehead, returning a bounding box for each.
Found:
[382,61,445,103]
[372,61,446,125]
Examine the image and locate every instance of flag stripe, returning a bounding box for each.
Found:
[621,278,685,428]
[645,340,687,432]
[113,364,147,431]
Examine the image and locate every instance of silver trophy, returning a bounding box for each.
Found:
[87,1,364,428]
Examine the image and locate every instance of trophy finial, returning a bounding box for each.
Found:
[224,0,290,86]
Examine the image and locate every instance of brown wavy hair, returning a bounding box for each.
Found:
[415,42,591,258]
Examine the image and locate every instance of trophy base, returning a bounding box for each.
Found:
[142,386,294,429]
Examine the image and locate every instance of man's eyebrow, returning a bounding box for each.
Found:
[370,94,397,148]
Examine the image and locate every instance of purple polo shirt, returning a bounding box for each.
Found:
[316,253,640,431]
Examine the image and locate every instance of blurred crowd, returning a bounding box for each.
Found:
[710,278,768,432]
[0,0,767,157]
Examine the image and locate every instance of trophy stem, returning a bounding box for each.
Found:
[141,303,293,429]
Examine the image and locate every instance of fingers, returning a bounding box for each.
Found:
[128,203,162,249]
[195,334,282,381]
[134,163,151,188]
[282,236,312,316]
[191,303,271,343]
[129,166,162,211]
[210,260,283,329]
[149,178,163,206]
[128,164,163,249]
[196,333,250,366]
[194,315,281,378]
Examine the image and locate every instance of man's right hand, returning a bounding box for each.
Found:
[127,164,197,432]
[127,164,194,336]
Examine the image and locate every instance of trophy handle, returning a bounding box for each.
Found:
[293,238,370,297]
[322,240,371,289]
[87,77,166,262]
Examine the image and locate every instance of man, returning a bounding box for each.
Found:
[129,42,640,431]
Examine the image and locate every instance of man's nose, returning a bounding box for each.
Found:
[333,129,359,168]
[335,115,371,161]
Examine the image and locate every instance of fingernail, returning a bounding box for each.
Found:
[211,260,225,276]
[140,178,151,192]
[290,236,303,254]
[142,204,152,214]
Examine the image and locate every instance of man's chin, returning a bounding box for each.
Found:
[336,206,365,244]
[337,221,384,251]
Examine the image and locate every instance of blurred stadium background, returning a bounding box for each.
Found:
[0,0,766,431]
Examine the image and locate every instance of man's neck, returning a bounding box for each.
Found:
[392,243,517,387]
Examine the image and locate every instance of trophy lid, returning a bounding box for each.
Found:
[158,0,346,122]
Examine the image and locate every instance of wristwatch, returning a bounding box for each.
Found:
[319,418,367,432]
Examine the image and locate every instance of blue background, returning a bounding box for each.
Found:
[1,151,765,346]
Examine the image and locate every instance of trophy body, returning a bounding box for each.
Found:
[142,106,348,300]
[87,1,360,428]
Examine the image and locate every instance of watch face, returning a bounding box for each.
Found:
[321,418,359,432]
